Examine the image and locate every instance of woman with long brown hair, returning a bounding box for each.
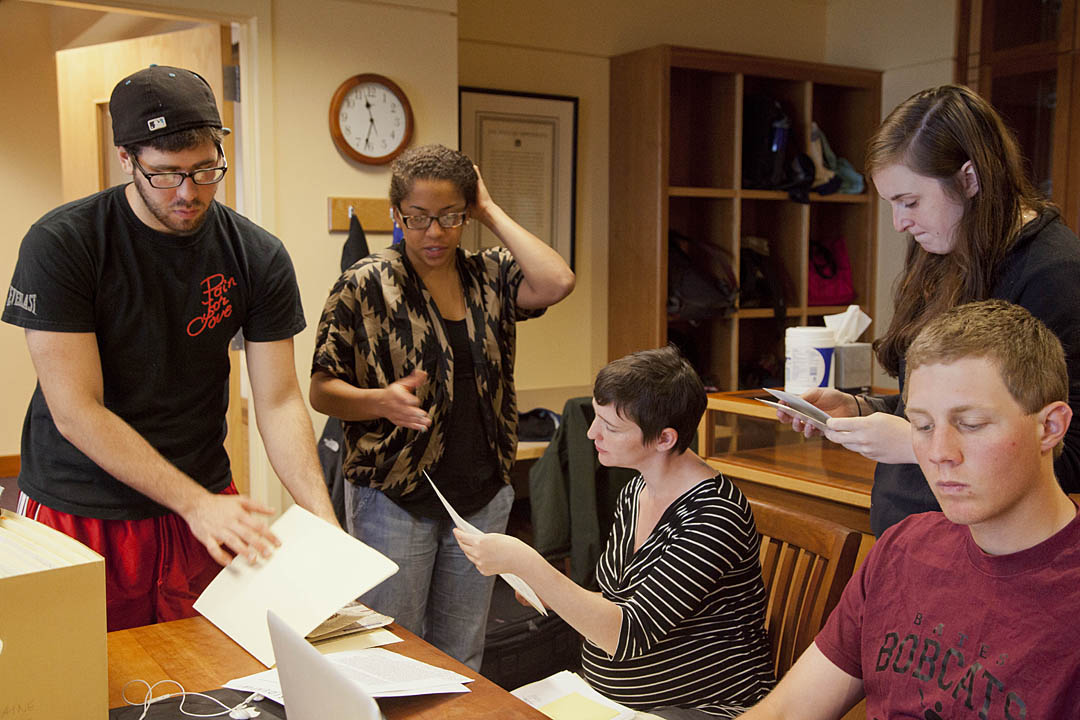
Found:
[779,84,1080,536]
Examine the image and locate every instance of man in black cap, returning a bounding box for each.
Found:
[2,65,338,631]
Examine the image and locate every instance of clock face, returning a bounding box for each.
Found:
[330,75,413,164]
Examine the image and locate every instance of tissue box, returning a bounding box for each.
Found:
[834,342,872,392]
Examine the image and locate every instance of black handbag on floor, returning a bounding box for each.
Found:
[480,577,581,690]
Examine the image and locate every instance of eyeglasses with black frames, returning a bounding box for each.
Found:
[397,210,467,230]
[130,145,229,189]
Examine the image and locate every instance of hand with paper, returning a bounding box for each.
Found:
[451,529,548,603]
[183,491,280,565]
[424,472,547,615]
[770,306,918,463]
[770,386,856,437]
[449,523,623,657]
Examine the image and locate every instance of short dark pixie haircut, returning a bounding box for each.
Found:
[389,144,478,209]
[593,345,706,454]
[123,126,225,158]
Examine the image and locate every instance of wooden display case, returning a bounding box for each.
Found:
[697,390,875,530]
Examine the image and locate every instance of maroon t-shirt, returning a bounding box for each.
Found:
[816,508,1080,719]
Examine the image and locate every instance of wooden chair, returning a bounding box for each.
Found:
[749,498,861,680]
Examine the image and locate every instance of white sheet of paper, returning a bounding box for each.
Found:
[194,505,399,667]
[225,647,472,700]
[764,388,833,424]
[511,670,635,720]
[224,670,287,704]
[757,398,830,432]
[424,471,548,616]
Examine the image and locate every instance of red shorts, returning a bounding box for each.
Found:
[18,484,237,632]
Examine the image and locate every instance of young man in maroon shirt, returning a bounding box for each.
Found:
[739,299,1080,720]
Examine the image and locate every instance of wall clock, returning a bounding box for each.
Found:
[329,74,414,165]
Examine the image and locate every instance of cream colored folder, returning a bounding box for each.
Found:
[194,504,399,667]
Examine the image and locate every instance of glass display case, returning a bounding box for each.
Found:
[697,389,877,535]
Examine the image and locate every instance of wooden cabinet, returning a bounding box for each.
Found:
[609,46,880,390]
[957,0,1080,230]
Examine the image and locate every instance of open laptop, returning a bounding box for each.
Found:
[267,609,385,720]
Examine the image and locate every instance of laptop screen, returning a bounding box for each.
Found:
[266,610,384,720]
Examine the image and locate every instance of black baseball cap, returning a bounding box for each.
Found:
[110,65,229,146]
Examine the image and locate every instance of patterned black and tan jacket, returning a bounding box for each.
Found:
[311,244,543,502]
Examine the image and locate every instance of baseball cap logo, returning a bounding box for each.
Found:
[147,116,167,132]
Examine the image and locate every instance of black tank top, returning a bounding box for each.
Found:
[394,318,502,520]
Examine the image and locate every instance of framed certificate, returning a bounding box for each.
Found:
[459,87,577,270]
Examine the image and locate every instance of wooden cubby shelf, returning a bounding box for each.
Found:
[609,45,881,390]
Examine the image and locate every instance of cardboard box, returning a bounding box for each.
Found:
[0,509,107,719]
[834,342,873,391]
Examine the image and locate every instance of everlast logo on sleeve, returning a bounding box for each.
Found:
[6,286,37,315]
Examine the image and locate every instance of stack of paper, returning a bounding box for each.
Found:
[226,647,473,702]
[306,600,393,641]
[757,387,833,432]
[194,504,400,666]
[511,671,635,720]
[0,509,107,719]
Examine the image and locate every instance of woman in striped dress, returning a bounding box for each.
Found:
[456,346,775,718]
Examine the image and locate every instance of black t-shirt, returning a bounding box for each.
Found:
[2,185,305,519]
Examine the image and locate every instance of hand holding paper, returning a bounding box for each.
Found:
[759,387,833,431]
[193,505,399,666]
[425,472,548,615]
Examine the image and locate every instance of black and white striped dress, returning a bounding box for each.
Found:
[581,473,775,718]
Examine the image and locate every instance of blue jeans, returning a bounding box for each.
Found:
[344,482,514,670]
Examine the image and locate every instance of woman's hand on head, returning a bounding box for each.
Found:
[823,412,917,464]
[378,369,431,431]
[776,387,858,438]
[468,165,491,223]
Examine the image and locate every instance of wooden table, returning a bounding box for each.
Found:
[108,617,546,719]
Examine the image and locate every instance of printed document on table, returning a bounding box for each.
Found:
[425,471,547,615]
[194,505,399,666]
[511,671,635,720]
[226,647,473,701]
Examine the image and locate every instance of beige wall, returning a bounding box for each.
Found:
[826,0,956,388]
[459,0,830,62]
[1,0,954,463]
[459,0,835,402]
[0,1,64,457]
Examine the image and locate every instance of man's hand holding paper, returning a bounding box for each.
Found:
[193,505,399,666]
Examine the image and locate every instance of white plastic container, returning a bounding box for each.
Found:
[785,326,836,395]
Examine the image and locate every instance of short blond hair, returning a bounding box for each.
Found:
[905,299,1067,422]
